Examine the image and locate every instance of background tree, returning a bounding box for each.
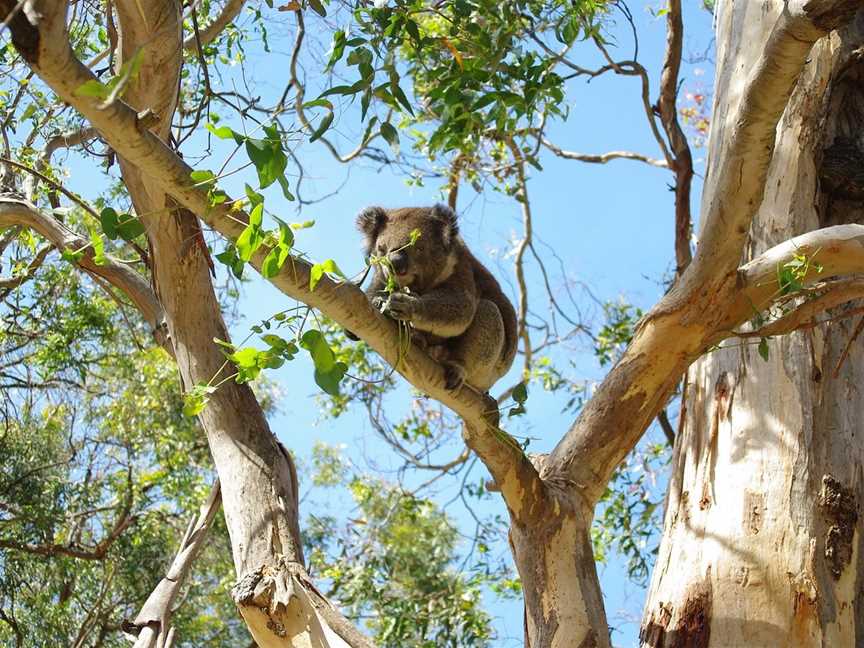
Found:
[1,0,862,647]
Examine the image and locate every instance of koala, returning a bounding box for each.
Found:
[347,204,517,392]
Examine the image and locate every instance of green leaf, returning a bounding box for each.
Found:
[309,110,334,143]
[361,89,372,121]
[19,103,36,121]
[299,330,346,395]
[512,381,528,404]
[99,207,120,240]
[229,347,268,382]
[277,175,295,201]
[300,329,335,372]
[508,403,526,417]
[230,347,260,368]
[245,184,264,208]
[116,213,145,241]
[236,204,265,262]
[315,362,347,395]
[245,125,287,189]
[472,93,500,111]
[216,246,244,279]
[90,229,106,266]
[190,169,217,187]
[308,0,327,16]
[183,383,216,417]
[405,19,421,45]
[391,83,414,116]
[249,203,263,228]
[380,122,399,152]
[277,219,295,248]
[206,122,236,139]
[309,258,346,291]
[61,248,85,264]
[758,338,770,362]
[261,248,280,278]
[327,30,346,70]
[74,80,110,100]
[302,98,334,110]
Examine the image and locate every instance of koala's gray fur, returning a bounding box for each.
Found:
[349,204,518,392]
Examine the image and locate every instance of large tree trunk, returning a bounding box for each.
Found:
[642,4,864,646]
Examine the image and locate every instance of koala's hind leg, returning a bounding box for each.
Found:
[444,299,505,391]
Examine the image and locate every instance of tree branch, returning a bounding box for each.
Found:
[0,242,52,291]
[282,10,376,163]
[128,481,221,648]
[731,279,864,339]
[23,126,98,202]
[728,224,864,327]
[540,137,668,168]
[0,198,164,330]
[686,3,840,287]
[656,0,694,275]
[181,0,247,52]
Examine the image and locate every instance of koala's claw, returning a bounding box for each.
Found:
[344,329,360,341]
[443,362,466,391]
[383,292,418,321]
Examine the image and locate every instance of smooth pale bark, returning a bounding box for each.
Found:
[643,4,864,646]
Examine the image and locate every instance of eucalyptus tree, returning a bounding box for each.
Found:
[2,0,864,647]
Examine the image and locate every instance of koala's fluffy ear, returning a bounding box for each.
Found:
[356,206,388,251]
[431,204,459,247]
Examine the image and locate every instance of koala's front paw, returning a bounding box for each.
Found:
[443,361,466,391]
[383,292,419,321]
[371,294,387,311]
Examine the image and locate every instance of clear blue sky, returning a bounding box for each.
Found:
[210,3,717,647]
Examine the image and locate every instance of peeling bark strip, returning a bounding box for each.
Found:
[819,475,859,579]
[641,580,712,648]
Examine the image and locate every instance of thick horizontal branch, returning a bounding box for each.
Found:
[2,0,543,523]
[726,224,864,329]
[0,198,164,330]
[731,278,864,339]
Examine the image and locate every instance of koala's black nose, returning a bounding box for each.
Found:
[389,251,409,275]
